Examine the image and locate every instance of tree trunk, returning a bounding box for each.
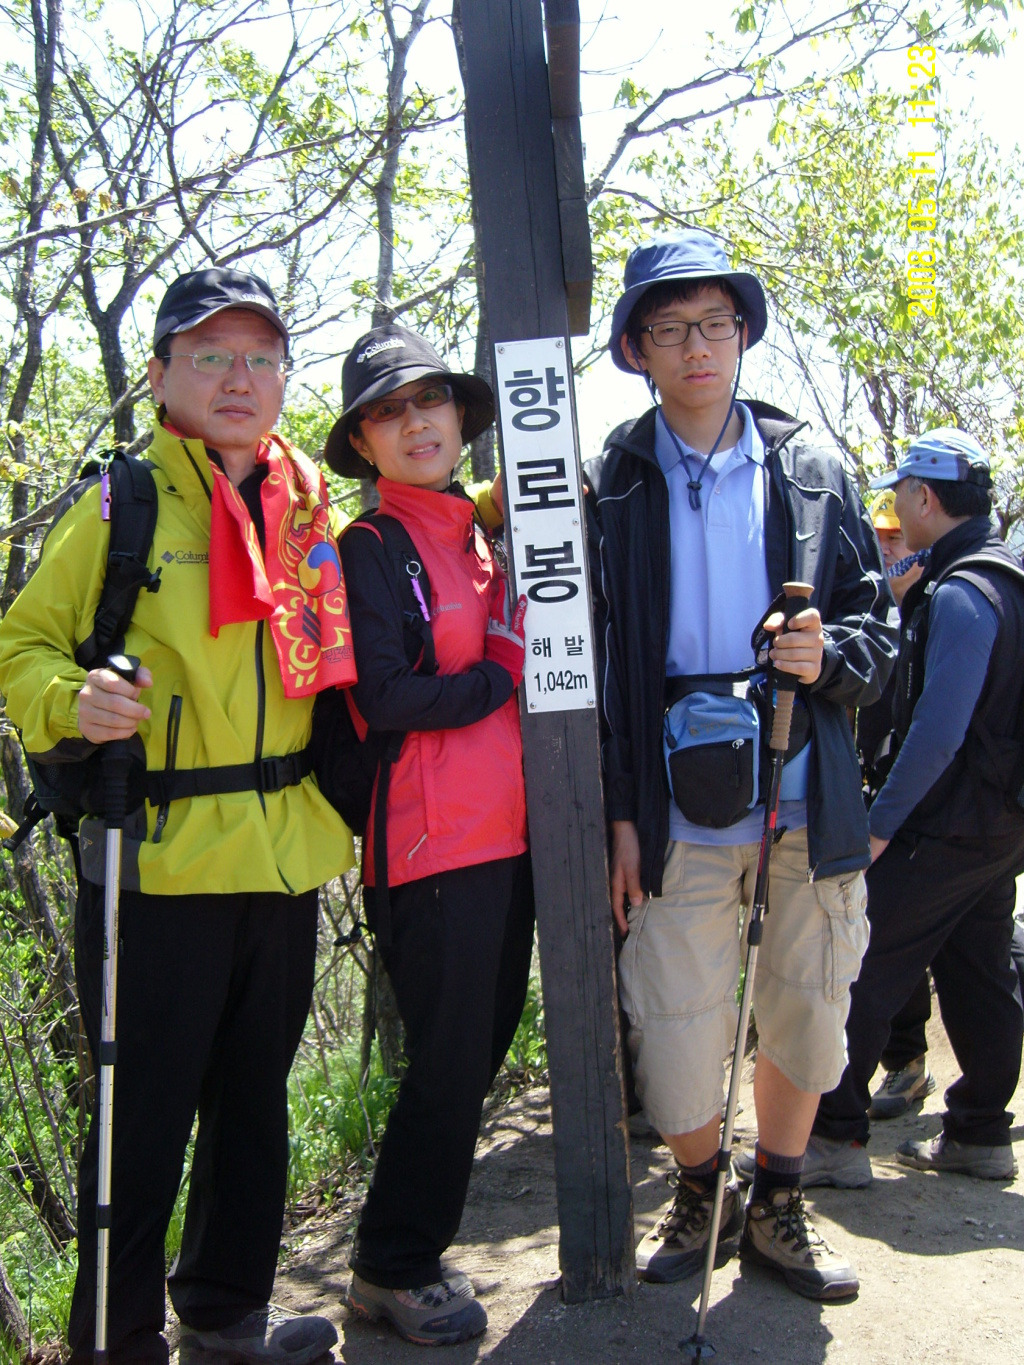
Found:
[369,0,431,326]
[0,1252,28,1358]
[0,736,79,1057]
[359,945,405,1082]
[451,4,496,484]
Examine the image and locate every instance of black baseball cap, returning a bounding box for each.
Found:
[153,267,289,353]
[322,324,494,480]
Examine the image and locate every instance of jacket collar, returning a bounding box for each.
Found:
[604,399,807,466]
[148,420,295,525]
[376,477,477,548]
[147,420,215,521]
[926,515,1000,580]
[900,517,997,625]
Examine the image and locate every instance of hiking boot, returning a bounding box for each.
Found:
[178,1304,338,1364]
[636,1174,744,1284]
[731,1148,756,1186]
[868,1055,936,1120]
[732,1135,871,1190]
[346,1270,487,1346]
[895,1133,1018,1181]
[740,1187,860,1301]
[800,1134,872,1188]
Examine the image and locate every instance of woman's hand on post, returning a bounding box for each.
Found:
[488,474,504,521]
[483,578,527,687]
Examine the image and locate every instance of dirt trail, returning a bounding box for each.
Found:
[239,1009,1024,1365]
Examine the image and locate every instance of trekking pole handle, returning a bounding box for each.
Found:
[107,653,140,686]
[102,654,141,829]
[769,582,814,751]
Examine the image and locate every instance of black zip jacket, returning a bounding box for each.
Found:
[584,401,897,895]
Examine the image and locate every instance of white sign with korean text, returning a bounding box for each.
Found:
[493,336,596,714]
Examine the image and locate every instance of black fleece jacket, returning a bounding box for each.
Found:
[584,400,897,895]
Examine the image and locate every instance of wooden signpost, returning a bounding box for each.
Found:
[456,0,635,1301]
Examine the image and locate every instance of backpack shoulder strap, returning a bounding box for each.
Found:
[935,551,1024,605]
[354,509,439,677]
[935,551,1024,790]
[74,452,162,670]
[346,509,441,948]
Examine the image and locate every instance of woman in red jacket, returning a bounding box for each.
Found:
[322,325,534,1347]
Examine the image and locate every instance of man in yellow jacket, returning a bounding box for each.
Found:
[0,268,354,1363]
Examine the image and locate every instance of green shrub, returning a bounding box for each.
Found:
[0,1228,76,1361]
[286,1044,399,1206]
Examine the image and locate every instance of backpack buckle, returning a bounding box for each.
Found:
[258,756,288,791]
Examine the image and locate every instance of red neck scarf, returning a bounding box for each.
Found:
[206,434,356,697]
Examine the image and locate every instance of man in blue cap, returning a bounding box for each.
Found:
[586,228,894,1300]
[808,428,1024,1182]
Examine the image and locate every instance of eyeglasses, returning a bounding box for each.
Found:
[640,315,743,347]
[169,350,290,376]
[359,382,454,425]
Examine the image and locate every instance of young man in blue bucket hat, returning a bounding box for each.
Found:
[586,228,894,1300]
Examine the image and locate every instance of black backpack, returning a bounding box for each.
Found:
[3,451,162,853]
[310,510,437,948]
[933,551,1024,815]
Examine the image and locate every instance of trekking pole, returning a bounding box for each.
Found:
[95,652,140,1364]
[682,583,813,1361]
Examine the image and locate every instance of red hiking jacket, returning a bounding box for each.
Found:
[339,478,528,888]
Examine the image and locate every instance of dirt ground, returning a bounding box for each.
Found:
[211,1007,1024,1365]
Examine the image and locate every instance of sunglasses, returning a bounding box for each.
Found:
[358,382,455,425]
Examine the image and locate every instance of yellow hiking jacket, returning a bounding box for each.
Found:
[0,422,354,895]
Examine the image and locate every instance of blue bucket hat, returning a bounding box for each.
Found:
[608,229,768,373]
[869,427,991,489]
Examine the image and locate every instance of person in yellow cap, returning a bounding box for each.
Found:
[856,490,935,1122]
[869,489,925,604]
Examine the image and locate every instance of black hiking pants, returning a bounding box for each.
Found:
[879,917,1024,1072]
[814,829,1024,1149]
[68,883,318,1364]
[350,852,535,1289]
[880,971,932,1071]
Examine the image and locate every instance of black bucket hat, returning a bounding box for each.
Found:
[154,267,289,352]
[322,324,495,480]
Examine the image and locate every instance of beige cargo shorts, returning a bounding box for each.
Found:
[618,829,869,1136]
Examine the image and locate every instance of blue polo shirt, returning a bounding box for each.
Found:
[658,404,809,845]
